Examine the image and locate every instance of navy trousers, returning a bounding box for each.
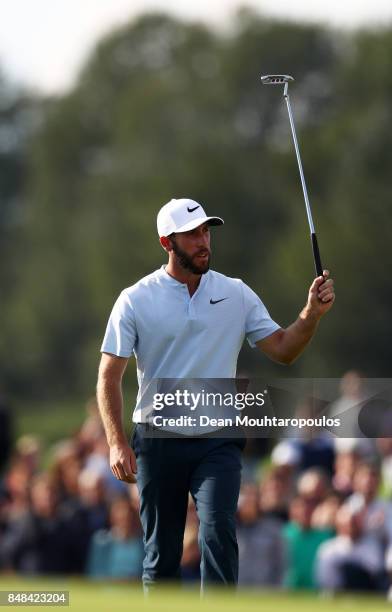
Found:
[131,424,244,590]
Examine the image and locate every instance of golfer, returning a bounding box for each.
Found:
[97,197,335,591]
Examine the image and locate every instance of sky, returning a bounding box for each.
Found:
[1,0,392,93]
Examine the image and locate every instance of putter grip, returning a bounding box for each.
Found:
[311,233,324,277]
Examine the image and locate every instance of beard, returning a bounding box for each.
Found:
[170,239,211,275]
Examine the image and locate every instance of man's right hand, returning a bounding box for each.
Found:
[110,443,137,484]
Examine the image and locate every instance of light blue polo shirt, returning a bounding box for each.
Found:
[101,266,281,423]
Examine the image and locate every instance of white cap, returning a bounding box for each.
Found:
[271,441,301,466]
[157,198,223,237]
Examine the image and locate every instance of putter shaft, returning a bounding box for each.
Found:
[261,75,324,277]
[283,84,323,276]
[283,83,315,234]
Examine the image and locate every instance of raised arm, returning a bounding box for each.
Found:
[256,270,335,365]
[96,352,137,483]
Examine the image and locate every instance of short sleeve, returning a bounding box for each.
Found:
[241,282,281,348]
[100,291,137,358]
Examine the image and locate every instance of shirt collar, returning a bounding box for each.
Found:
[158,265,209,291]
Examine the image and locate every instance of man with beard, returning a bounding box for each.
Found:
[97,198,335,592]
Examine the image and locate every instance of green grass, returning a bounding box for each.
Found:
[14,401,86,447]
[0,577,390,612]
[12,394,135,467]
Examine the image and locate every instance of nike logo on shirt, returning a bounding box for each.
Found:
[210,298,228,305]
[187,205,200,212]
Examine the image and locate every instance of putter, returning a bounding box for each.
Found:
[260,74,324,278]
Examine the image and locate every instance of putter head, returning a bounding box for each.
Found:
[260,75,294,85]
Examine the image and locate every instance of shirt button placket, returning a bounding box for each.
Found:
[182,286,192,318]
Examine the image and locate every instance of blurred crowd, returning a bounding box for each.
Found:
[1,371,392,596]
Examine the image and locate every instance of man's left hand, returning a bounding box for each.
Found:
[306,270,335,318]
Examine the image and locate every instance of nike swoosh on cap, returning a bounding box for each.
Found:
[187,205,200,213]
[210,298,228,304]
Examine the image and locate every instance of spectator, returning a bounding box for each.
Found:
[376,438,392,498]
[86,496,143,580]
[312,494,342,530]
[332,441,364,498]
[237,482,284,587]
[347,461,392,582]
[281,398,335,476]
[2,459,31,522]
[3,381,391,593]
[2,437,40,528]
[282,493,334,589]
[0,484,10,571]
[0,392,12,476]
[75,469,108,533]
[56,469,109,573]
[0,481,10,542]
[271,441,300,482]
[77,397,105,456]
[49,439,83,506]
[14,436,41,475]
[1,473,87,574]
[328,371,375,456]
[259,466,293,522]
[329,371,365,418]
[316,504,384,592]
[297,468,330,506]
[127,483,140,514]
